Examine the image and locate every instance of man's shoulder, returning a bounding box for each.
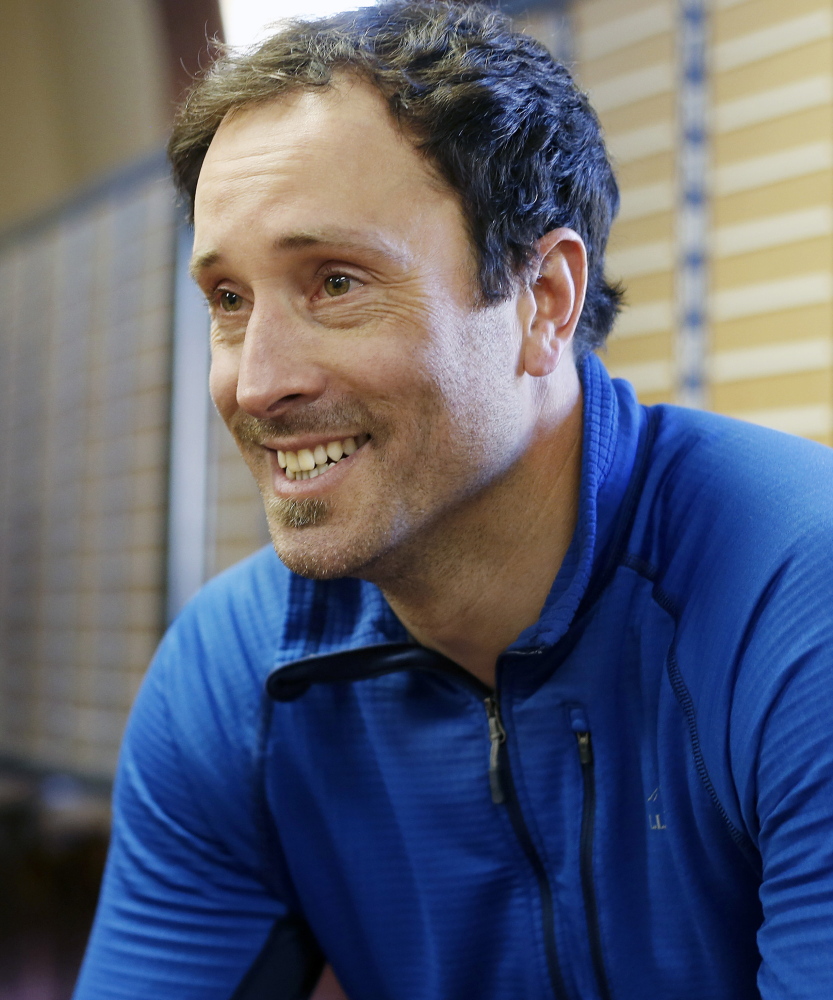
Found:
[137,547,291,738]
[645,403,833,539]
[166,545,289,667]
[185,543,288,625]
[651,401,832,473]
[136,548,374,763]
[631,403,833,597]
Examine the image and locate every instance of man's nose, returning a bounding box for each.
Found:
[235,299,327,419]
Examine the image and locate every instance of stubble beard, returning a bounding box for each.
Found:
[249,431,513,584]
[261,493,353,579]
[261,487,401,581]
[263,494,329,530]
[231,400,373,572]
[228,369,515,583]
[230,406,408,581]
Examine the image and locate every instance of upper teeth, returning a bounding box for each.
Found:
[277,435,369,480]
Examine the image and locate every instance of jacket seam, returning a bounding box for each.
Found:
[620,554,759,869]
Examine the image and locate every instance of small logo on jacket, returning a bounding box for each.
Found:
[648,788,667,830]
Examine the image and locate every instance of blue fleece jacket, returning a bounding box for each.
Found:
[73,355,833,1000]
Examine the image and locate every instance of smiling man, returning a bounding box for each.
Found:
[190,76,587,682]
[73,3,833,1000]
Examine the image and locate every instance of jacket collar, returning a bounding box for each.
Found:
[512,353,649,649]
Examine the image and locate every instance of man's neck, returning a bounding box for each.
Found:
[373,374,584,689]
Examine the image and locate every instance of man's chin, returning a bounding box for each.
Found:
[265,507,382,581]
[264,495,329,530]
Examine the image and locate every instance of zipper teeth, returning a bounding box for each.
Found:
[485,696,507,805]
[486,697,570,1000]
[577,731,613,1000]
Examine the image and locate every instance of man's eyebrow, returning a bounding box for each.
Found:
[276,230,411,267]
[189,249,221,282]
[188,231,411,283]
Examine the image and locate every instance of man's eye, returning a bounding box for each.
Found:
[218,290,243,312]
[323,275,355,297]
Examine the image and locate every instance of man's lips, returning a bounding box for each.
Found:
[269,433,370,481]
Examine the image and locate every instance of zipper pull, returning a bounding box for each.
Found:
[576,731,593,765]
[570,706,593,766]
[485,696,507,805]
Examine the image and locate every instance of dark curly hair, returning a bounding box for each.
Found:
[169,0,623,360]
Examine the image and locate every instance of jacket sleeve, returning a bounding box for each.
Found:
[730,546,833,1000]
[72,598,324,1000]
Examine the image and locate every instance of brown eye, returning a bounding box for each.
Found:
[219,290,243,312]
[323,275,353,297]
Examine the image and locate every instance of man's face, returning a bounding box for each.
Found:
[192,78,537,580]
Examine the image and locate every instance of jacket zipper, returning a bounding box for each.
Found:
[485,695,507,804]
[574,724,613,1000]
[485,696,570,1000]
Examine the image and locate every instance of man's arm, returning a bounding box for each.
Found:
[729,548,833,998]
[73,606,323,1000]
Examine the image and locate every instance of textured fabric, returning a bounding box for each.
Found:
[73,355,833,1000]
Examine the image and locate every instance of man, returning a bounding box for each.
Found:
[74,2,833,999]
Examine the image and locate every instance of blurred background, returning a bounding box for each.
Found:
[0,0,830,995]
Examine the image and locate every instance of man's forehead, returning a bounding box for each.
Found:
[198,77,448,204]
[191,79,468,273]
[207,77,393,158]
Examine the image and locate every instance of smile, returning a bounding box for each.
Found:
[277,434,370,480]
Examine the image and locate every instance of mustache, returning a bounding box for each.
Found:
[229,402,378,446]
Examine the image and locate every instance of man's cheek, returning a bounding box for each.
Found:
[208,354,240,422]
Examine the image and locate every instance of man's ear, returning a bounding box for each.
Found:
[521,228,588,378]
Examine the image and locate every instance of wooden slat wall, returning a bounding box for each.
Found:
[710,0,832,444]
[0,161,269,782]
[0,166,174,780]
[571,0,833,445]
